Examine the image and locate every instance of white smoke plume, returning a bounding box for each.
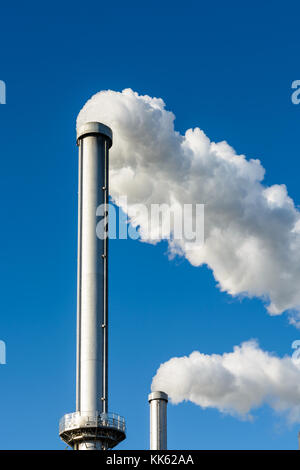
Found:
[77,88,300,322]
[151,340,300,422]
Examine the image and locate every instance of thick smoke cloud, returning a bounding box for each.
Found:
[77,88,300,322]
[151,341,300,422]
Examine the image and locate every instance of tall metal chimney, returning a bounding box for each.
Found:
[148,391,168,450]
[59,122,126,450]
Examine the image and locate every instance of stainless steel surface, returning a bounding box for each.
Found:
[77,441,103,450]
[76,122,111,415]
[76,122,113,145]
[59,122,126,450]
[148,391,168,450]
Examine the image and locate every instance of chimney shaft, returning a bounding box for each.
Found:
[148,391,168,450]
[76,122,111,415]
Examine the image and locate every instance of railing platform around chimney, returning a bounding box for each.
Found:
[59,411,126,450]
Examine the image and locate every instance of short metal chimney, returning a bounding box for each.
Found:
[148,391,168,450]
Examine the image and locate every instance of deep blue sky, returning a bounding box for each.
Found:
[1,0,300,449]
